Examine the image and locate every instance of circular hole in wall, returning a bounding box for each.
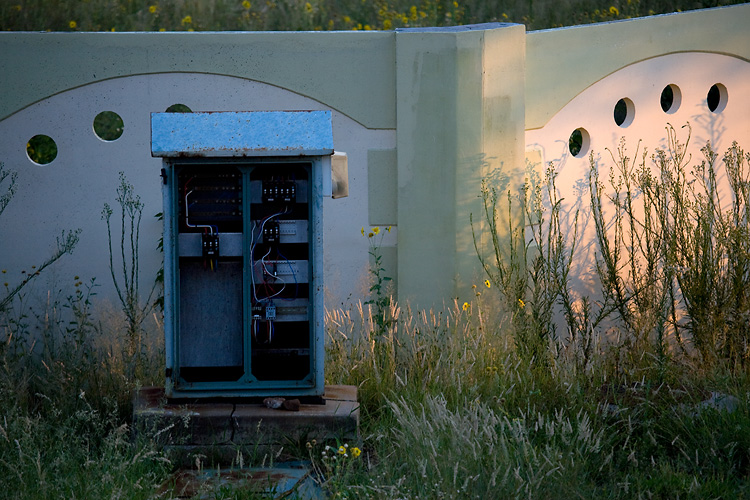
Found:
[614,98,635,127]
[166,104,192,113]
[660,84,681,114]
[26,135,58,165]
[568,128,590,158]
[93,111,124,141]
[707,83,728,113]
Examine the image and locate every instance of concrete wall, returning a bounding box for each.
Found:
[395,24,525,308]
[0,32,398,312]
[523,5,750,312]
[1,4,749,316]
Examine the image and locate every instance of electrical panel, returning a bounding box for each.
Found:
[151,111,343,400]
[162,160,323,398]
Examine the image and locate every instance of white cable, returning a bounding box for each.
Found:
[184,189,214,234]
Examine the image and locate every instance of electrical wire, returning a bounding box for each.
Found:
[275,248,299,300]
[249,208,289,303]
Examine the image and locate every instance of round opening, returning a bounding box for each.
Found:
[660,84,682,114]
[165,103,192,113]
[568,128,590,158]
[93,111,124,141]
[26,135,58,165]
[614,98,635,127]
[707,83,728,113]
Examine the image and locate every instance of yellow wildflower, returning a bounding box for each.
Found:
[181,15,192,25]
[383,19,392,30]
[387,226,392,232]
[484,279,491,288]
[364,24,371,30]
[410,5,417,21]
[159,28,166,31]
[419,10,426,18]
[338,445,346,455]
[502,12,508,19]
[462,302,470,311]
[304,2,312,13]
[13,4,21,12]
[518,298,525,308]
[372,227,380,235]
[453,1,458,7]
[149,5,157,14]
[242,0,251,8]
[609,6,619,16]
[343,15,351,23]
[361,227,365,236]
[351,447,362,458]
[368,232,374,238]
[69,20,77,29]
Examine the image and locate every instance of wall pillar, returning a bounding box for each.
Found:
[395,23,526,310]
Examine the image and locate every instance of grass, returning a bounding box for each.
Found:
[2,1,750,494]
[3,283,749,498]
[1,0,747,32]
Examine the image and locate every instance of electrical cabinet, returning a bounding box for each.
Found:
[151,111,343,399]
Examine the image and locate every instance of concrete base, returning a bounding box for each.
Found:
[134,385,359,466]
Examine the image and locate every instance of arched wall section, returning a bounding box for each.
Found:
[0,73,395,307]
[524,50,750,312]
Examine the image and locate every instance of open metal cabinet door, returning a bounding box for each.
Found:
[152,111,333,400]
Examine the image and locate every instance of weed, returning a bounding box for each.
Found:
[363,225,394,334]
[2,0,746,32]
[102,172,158,377]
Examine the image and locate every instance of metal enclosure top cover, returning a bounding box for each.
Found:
[151,110,334,157]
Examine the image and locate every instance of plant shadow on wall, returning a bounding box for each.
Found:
[0,162,81,314]
[474,123,750,378]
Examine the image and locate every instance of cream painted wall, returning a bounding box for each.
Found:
[0,74,395,310]
[1,7,749,316]
[524,51,750,322]
[0,31,396,129]
[525,3,750,131]
[395,24,526,310]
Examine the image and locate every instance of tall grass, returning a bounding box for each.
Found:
[325,298,750,498]
[1,0,746,32]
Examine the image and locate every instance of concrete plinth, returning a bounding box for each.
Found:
[134,385,359,466]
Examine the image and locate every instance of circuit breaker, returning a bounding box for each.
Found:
[151,111,345,400]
